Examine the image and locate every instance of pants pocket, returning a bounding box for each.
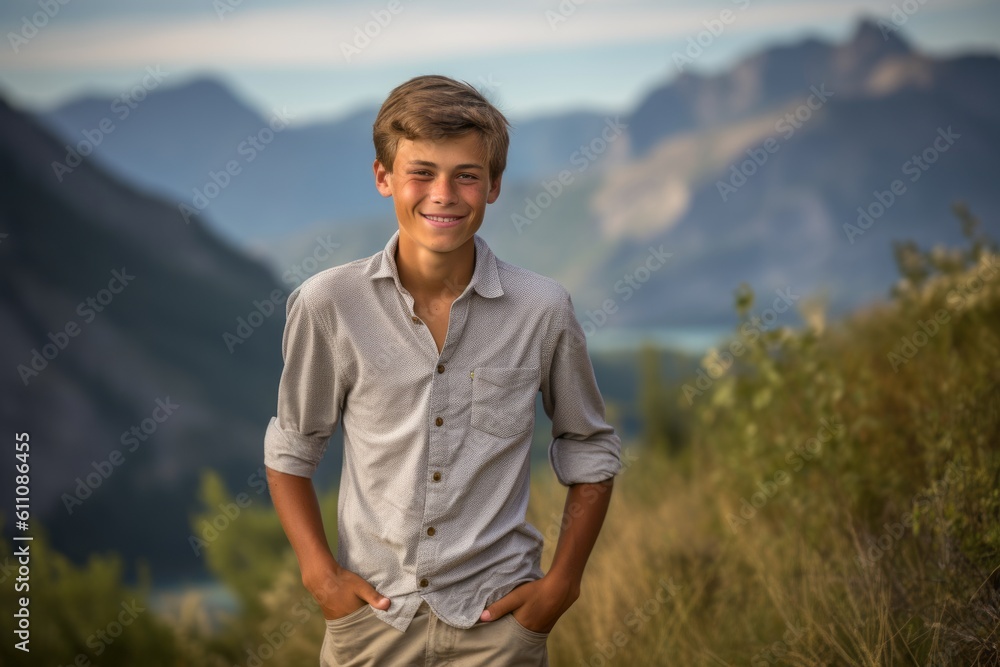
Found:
[321,605,378,667]
[505,612,551,642]
[324,603,372,629]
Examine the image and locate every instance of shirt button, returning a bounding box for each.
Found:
[436,364,445,373]
[427,526,436,536]
[435,416,443,426]
[432,471,441,482]
[411,315,421,324]
[419,578,429,588]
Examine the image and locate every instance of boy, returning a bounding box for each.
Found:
[264,75,622,666]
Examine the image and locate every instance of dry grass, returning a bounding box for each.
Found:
[7,219,996,667]
[529,241,1000,666]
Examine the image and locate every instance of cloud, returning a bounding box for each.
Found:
[0,0,979,70]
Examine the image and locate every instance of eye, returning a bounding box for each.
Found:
[458,173,478,181]
[410,170,433,177]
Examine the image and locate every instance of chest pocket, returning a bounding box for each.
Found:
[470,366,540,439]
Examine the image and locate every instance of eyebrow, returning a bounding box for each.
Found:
[407,160,485,170]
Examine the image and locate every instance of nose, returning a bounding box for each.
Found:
[430,176,458,205]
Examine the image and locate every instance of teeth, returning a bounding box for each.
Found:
[426,215,460,222]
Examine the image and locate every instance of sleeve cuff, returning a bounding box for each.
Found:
[263,416,328,478]
[548,434,623,486]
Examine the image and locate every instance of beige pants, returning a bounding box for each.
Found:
[320,599,550,667]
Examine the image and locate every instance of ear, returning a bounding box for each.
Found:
[486,173,502,204]
[373,159,393,198]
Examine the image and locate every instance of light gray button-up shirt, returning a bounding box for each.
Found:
[263,229,622,633]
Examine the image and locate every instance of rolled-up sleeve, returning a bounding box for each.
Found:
[542,290,623,486]
[263,284,344,478]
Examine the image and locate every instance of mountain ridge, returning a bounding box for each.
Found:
[0,96,305,577]
[28,18,1000,328]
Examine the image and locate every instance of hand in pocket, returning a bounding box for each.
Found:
[303,560,390,621]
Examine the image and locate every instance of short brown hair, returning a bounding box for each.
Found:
[373,75,510,181]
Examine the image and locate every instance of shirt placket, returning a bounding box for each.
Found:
[411,293,471,594]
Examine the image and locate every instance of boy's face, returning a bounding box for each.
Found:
[374,132,501,256]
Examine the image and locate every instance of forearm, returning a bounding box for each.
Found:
[266,466,338,571]
[266,466,388,614]
[547,476,615,591]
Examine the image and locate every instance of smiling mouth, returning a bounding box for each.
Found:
[421,213,469,229]
[422,214,465,223]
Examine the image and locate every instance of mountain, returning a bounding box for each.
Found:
[1,93,622,578]
[32,18,1000,330]
[6,17,1000,580]
[590,19,1000,325]
[38,79,612,246]
[0,96,339,578]
[626,20,913,155]
[39,78,386,244]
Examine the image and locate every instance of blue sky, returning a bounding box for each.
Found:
[1,0,998,123]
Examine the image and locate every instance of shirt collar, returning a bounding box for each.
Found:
[367,229,504,299]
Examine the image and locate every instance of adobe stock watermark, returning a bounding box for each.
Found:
[577,244,673,337]
[51,66,170,182]
[541,448,639,543]
[178,108,295,224]
[235,591,325,667]
[681,287,800,404]
[189,466,269,556]
[213,0,246,20]
[62,397,180,515]
[854,459,969,569]
[579,576,684,666]
[7,0,73,53]
[877,0,929,40]
[57,599,146,666]
[224,235,341,353]
[751,622,806,666]
[887,254,998,372]
[717,84,833,201]
[477,74,502,92]
[843,126,960,244]
[223,289,287,354]
[546,0,588,31]
[727,417,845,533]
[672,0,751,73]
[340,0,405,62]
[16,268,136,387]
[512,116,627,234]
[281,235,343,288]
[0,556,17,585]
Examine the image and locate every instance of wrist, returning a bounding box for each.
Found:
[298,546,339,579]
[543,569,582,599]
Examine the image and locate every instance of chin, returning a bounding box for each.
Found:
[429,236,471,252]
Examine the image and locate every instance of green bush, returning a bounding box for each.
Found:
[4,205,996,666]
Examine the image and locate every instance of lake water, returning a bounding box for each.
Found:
[584,326,731,354]
[150,579,239,628]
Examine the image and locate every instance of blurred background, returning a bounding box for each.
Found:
[1,1,998,665]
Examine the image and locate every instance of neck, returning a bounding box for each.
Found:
[396,235,475,301]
